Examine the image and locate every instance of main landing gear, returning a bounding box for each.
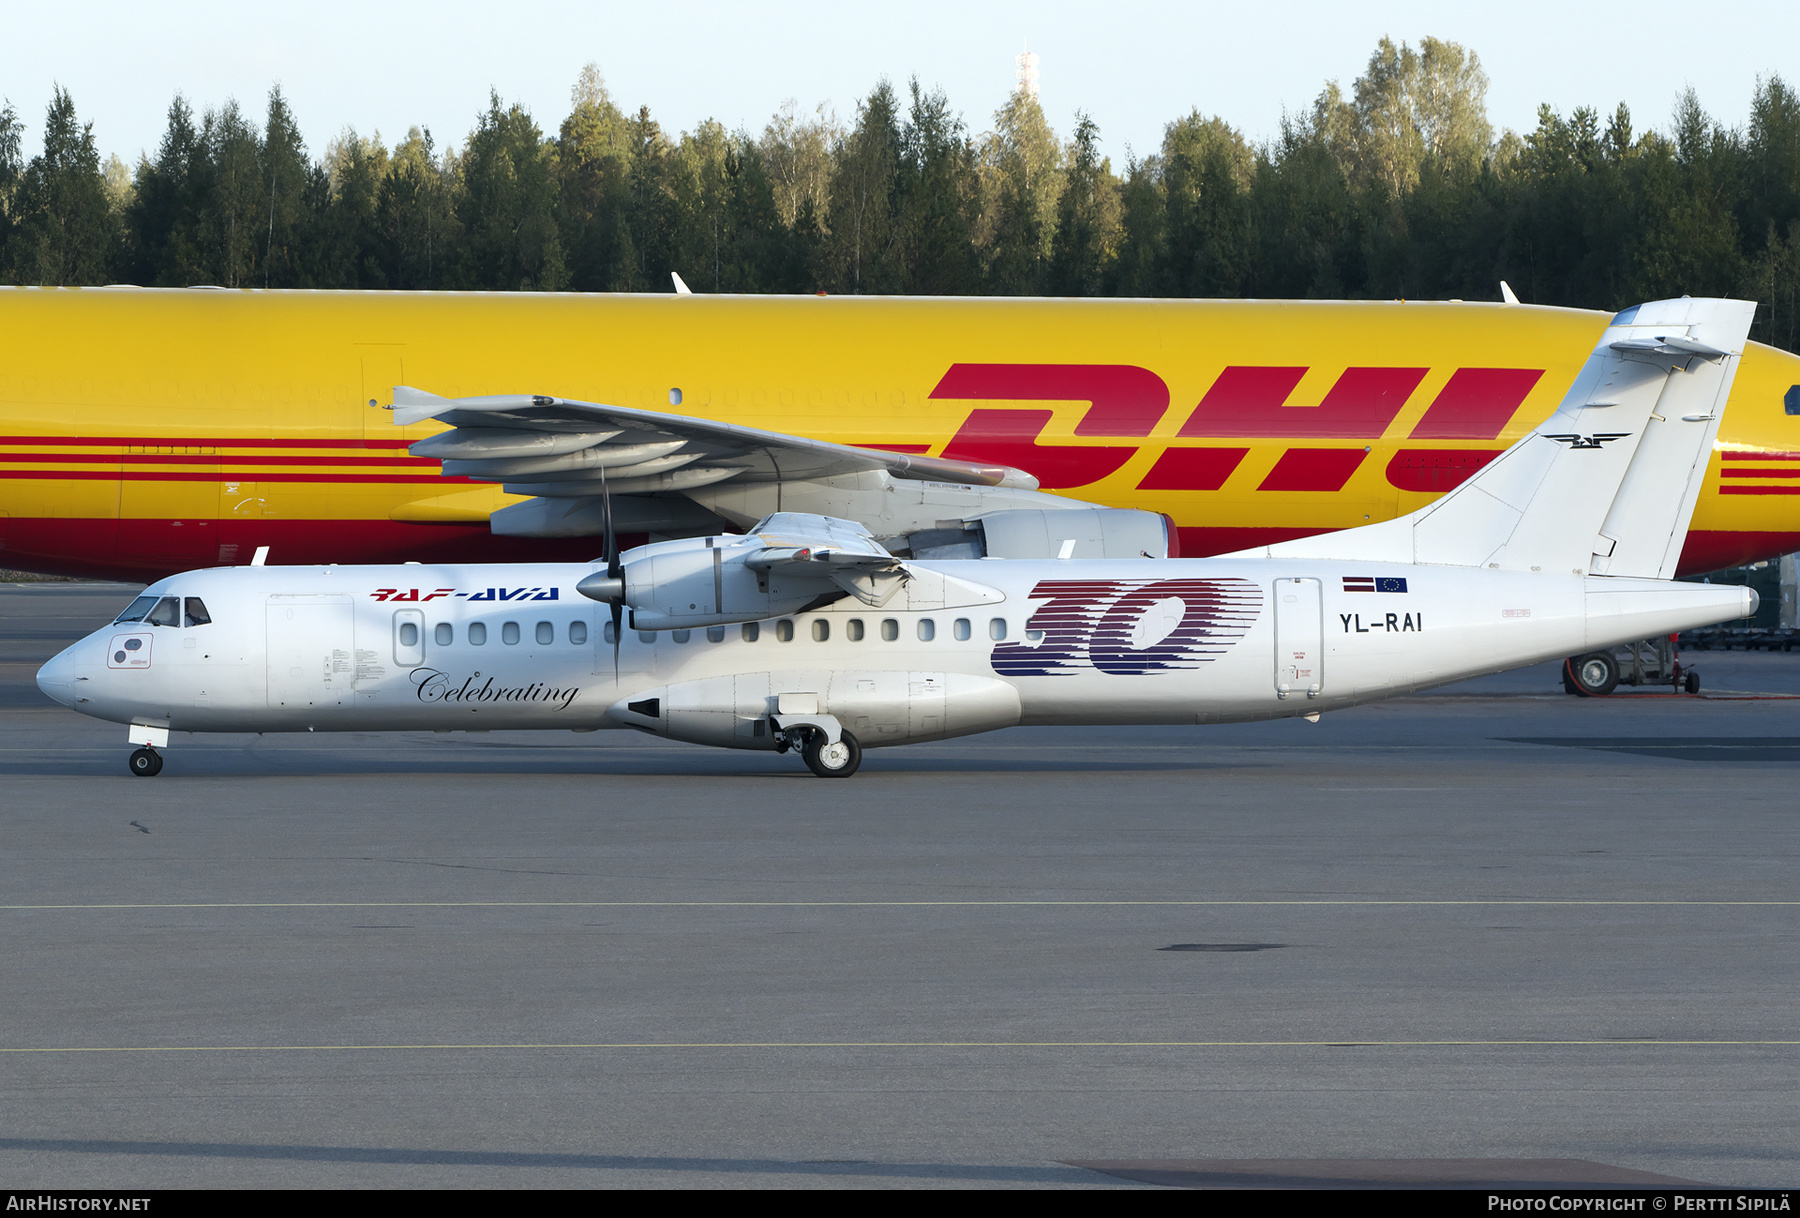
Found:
[803,730,863,778]
[128,747,163,777]
[1562,635,1699,697]
[774,722,864,778]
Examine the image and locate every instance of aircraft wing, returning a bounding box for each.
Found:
[393,386,1039,496]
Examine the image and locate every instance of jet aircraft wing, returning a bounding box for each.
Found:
[393,386,1038,497]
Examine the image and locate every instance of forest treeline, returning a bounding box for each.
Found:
[2,37,1798,352]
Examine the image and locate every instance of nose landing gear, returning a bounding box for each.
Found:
[128,747,164,777]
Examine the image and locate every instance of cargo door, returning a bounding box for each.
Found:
[266,595,355,709]
[1273,577,1323,698]
[357,345,407,441]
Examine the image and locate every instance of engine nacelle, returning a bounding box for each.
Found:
[578,517,913,630]
[609,669,1023,750]
[900,508,1176,560]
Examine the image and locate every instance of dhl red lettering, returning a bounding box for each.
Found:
[371,589,397,601]
[390,588,420,602]
[1258,448,1367,492]
[932,363,1169,490]
[1385,448,1501,493]
[1178,366,1427,438]
[1408,368,1544,440]
[1136,447,1249,491]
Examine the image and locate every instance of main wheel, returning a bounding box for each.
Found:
[1685,670,1701,695]
[1567,651,1620,697]
[803,730,862,778]
[128,748,163,777]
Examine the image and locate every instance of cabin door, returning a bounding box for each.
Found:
[266,595,355,710]
[1273,577,1323,699]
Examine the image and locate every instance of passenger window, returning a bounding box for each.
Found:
[776,619,794,642]
[603,621,617,645]
[1026,629,1045,643]
[917,618,935,641]
[535,621,554,645]
[570,621,588,645]
[742,622,760,642]
[502,622,520,645]
[469,622,488,645]
[114,595,157,624]
[435,622,454,646]
[880,618,898,641]
[989,618,1007,640]
[953,618,971,641]
[812,620,829,642]
[184,598,212,627]
[147,597,180,627]
[393,608,425,667]
[672,629,691,643]
[847,619,865,641]
[637,630,655,643]
[707,626,725,643]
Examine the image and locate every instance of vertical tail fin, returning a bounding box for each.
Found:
[1252,297,1757,576]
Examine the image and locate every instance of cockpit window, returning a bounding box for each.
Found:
[146,597,180,627]
[184,597,212,627]
[113,595,158,624]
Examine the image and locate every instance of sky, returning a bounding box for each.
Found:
[3,1,1797,166]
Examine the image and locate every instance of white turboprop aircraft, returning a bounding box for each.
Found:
[37,298,1761,779]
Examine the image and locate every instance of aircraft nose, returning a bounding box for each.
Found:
[36,647,76,708]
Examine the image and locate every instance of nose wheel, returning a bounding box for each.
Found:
[128,747,163,777]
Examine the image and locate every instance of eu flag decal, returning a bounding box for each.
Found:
[1343,576,1408,593]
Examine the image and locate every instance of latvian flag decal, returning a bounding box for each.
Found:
[1343,576,1409,593]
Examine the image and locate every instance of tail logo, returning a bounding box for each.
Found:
[1542,433,1631,449]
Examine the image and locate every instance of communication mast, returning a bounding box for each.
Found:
[1015,44,1039,99]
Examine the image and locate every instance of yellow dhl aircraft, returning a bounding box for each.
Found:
[2,287,1799,581]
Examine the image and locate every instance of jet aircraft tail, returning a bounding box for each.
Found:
[1244,297,1757,577]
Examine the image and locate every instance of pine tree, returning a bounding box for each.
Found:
[6,87,116,285]
[1046,114,1121,296]
[824,81,902,293]
[458,92,565,290]
[124,96,205,285]
[260,87,311,287]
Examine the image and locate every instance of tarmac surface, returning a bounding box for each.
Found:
[2,581,1798,1189]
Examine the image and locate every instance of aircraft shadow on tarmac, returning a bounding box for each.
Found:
[0,1137,1098,1185]
[0,739,1237,779]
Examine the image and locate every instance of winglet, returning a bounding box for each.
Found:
[1500,280,1520,305]
[392,385,452,426]
[672,272,693,295]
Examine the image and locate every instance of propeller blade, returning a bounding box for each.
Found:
[602,465,621,676]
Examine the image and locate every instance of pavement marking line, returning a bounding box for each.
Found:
[2,1040,1798,1055]
[5,900,1800,910]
